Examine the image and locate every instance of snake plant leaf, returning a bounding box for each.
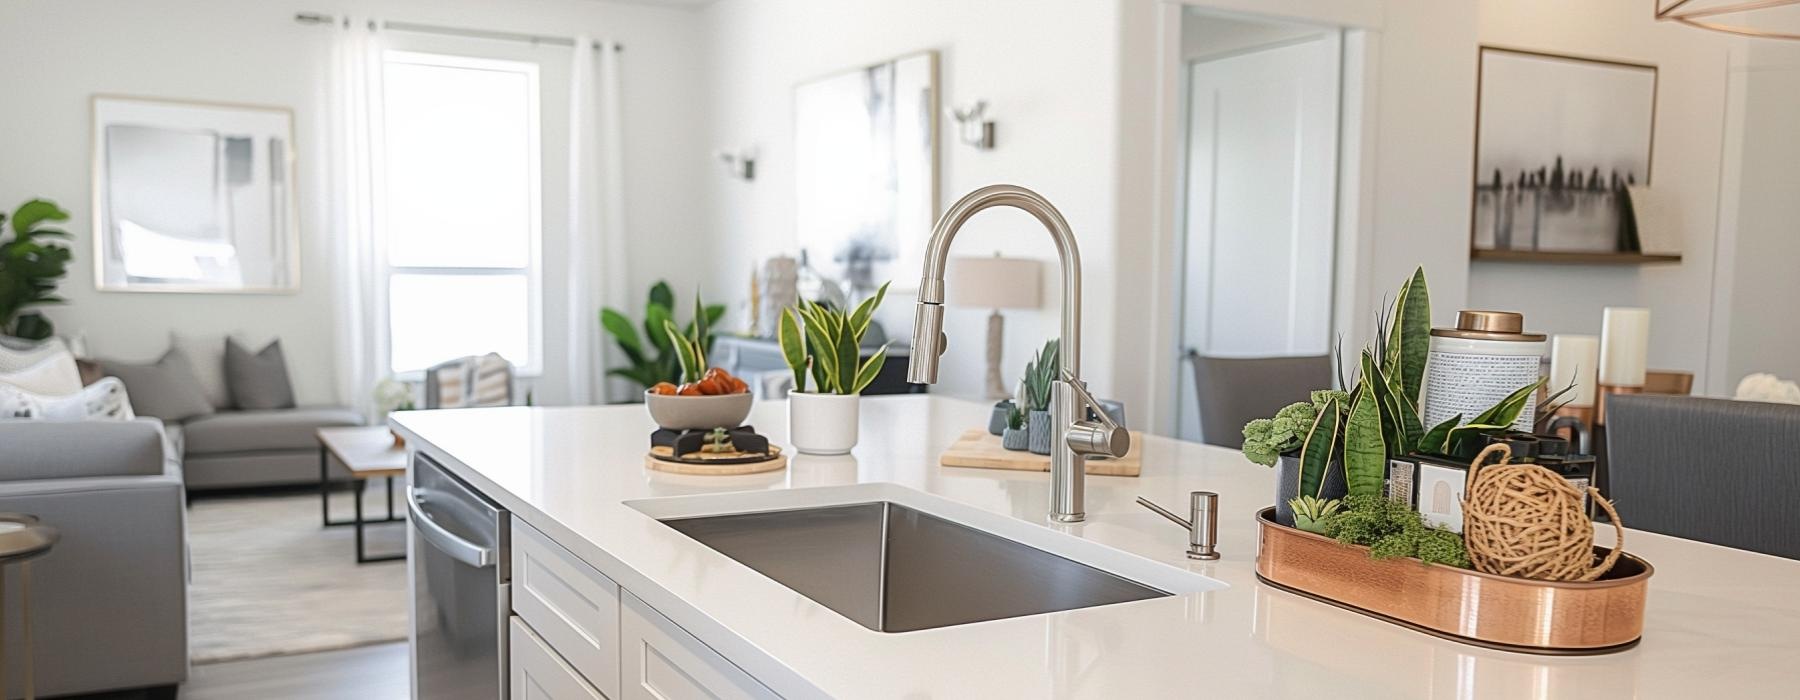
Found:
[851,344,889,394]
[691,295,709,356]
[1343,382,1387,498]
[835,321,858,395]
[778,307,808,394]
[1419,414,1462,455]
[1445,422,1509,459]
[1384,267,1431,405]
[1469,377,1547,428]
[663,319,702,384]
[600,309,646,365]
[803,312,839,390]
[848,281,890,338]
[1297,397,1341,499]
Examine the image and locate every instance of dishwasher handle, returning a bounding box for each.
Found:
[407,487,497,568]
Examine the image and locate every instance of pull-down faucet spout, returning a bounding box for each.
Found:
[907,184,1127,523]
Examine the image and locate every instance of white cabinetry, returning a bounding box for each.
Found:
[511,616,607,699]
[620,590,779,700]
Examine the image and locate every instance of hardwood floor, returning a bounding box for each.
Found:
[180,642,409,699]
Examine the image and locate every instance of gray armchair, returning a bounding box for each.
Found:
[0,419,187,698]
[1606,394,1800,560]
[1185,351,1333,448]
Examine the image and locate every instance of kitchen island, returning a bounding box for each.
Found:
[392,395,1800,699]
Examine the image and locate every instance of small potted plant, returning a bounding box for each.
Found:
[778,283,890,455]
[1019,339,1058,455]
[1001,404,1029,451]
[643,299,753,430]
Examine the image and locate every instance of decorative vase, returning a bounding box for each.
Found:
[788,392,861,455]
[1274,453,1348,527]
[1002,426,1030,451]
[988,400,1015,436]
[1027,410,1053,455]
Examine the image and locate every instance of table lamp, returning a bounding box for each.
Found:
[946,254,1042,399]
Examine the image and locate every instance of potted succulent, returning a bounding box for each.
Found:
[1243,268,1553,527]
[778,283,890,455]
[1000,404,1029,451]
[1018,340,1058,455]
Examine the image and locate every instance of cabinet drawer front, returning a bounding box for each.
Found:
[511,617,608,700]
[512,520,621,697]
[620,590,779,700]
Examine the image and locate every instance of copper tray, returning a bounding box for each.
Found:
[1254,507,1651,655]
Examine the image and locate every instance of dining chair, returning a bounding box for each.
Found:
[1605,394,1800,560]
[424,353,515,409]
[1184,351,1333,449]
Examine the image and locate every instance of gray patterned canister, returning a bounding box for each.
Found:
[1419,310,1546,432]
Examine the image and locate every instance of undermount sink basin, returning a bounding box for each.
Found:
[630,483,1221,633]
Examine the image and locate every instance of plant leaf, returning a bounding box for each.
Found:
[851,344,889,394]
[647,281,674,311]
[835,320,857,395]
[1419,414,1461,455]
[644,303,675,355]
[1297,398,1341,498]
[600,309,646,365]
[848,281,890,338]
[1385,267,1431,404]
[778,307,808,394]
[9,199,69,237]
[663,318,702,383]
[1446,423,1509,460]
[1343,382,1387,498]
[1469,377,1547,429]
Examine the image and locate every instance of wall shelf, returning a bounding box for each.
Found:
[1470,250,1683,265]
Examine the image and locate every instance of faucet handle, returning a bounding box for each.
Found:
[1062,377,1129,458]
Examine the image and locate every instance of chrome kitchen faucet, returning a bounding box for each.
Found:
[907,184,1129,523]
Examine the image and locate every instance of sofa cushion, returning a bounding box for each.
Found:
[0,377,135,420]
[101,351,215,422]
[0,350,83,396]
[182,407,363,455]
[172,332,232,409]
[225,338,296,410]
[0,418,167,481]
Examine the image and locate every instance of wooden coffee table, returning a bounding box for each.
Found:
[316,426,407,563]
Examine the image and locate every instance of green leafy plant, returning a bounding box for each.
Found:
[1016,339,1060,413]
[1288,495,1344,535]
[778,282,891,395]
[1320,494,1470,568]
[1241,267,1546,500]
[661,295,713,384]
[0,199,74,340]
[1005,404,1025,430]
[601,282,726,390]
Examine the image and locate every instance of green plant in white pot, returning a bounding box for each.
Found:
[778,283,890,455]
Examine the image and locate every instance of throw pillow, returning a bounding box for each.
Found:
[0,337,73,374]
[0,350,83,396]
[0,377,135,421]
[101,351,216,422]
[225,337,296,410]
[171,331,231,409]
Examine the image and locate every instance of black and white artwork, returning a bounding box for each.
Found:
[1472,48,1657,254]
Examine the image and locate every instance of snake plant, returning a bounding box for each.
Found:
[778,282,891,395]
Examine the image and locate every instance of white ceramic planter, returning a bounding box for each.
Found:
[788,392,861,455]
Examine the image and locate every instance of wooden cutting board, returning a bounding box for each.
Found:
[938,429,1142,477]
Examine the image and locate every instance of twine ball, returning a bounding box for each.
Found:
[1462,444,1624,582]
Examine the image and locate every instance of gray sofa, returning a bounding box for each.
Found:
[0,419,187,698]
[175,406,363,490]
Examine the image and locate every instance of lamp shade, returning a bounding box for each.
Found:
[945,255,1041,309]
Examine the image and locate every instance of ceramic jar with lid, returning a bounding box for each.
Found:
[1419,310,1546,432]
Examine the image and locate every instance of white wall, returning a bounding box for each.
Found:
[1466,0,1739,388]
[696,0,1126,403]
[1722,41,1800,389]
[0,0,709,405]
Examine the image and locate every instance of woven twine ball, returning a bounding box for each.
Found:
[1462,444,1625,582]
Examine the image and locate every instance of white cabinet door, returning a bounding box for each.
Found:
[511,616,607,700]
[513,519,622,697]
[620,590,778,700]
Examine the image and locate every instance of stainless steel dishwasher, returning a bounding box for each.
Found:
[408,453,509,700]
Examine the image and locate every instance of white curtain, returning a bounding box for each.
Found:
[566,37,630,404]
[328,18,389,418]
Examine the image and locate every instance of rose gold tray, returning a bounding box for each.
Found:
[1254,507,1651,655]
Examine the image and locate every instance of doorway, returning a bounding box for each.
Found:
[1175,11,1344,443]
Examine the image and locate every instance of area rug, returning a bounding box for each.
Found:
[186,487,409,663]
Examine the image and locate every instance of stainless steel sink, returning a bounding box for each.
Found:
[660,501,1170,633]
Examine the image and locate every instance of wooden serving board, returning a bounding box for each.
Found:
[938,429,1143,477]
[644,447,788,475]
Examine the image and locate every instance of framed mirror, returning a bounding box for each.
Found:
[794,50,938,300]
[91,95,299,293]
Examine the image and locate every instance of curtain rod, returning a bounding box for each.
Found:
[294,12,622,51]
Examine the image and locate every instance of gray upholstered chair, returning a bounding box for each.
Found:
[0,418,187,697]
[1185,351,1333,448]
[1606,394,1800,560]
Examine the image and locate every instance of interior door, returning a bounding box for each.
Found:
[1177,33,1342,442]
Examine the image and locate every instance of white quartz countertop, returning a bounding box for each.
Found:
[391,396,1800,699]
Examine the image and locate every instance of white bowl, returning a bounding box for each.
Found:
[644,390,754,430]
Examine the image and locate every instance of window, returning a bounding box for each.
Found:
[381,51,542,375]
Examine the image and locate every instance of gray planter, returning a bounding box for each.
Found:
[1274,453,1348,527]
[988,400,1016,436]
[1027,410,1053,455]
[1002,426,1030,450]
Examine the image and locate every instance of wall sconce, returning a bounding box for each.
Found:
[949,101,996,150]
[717,147,757,181]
